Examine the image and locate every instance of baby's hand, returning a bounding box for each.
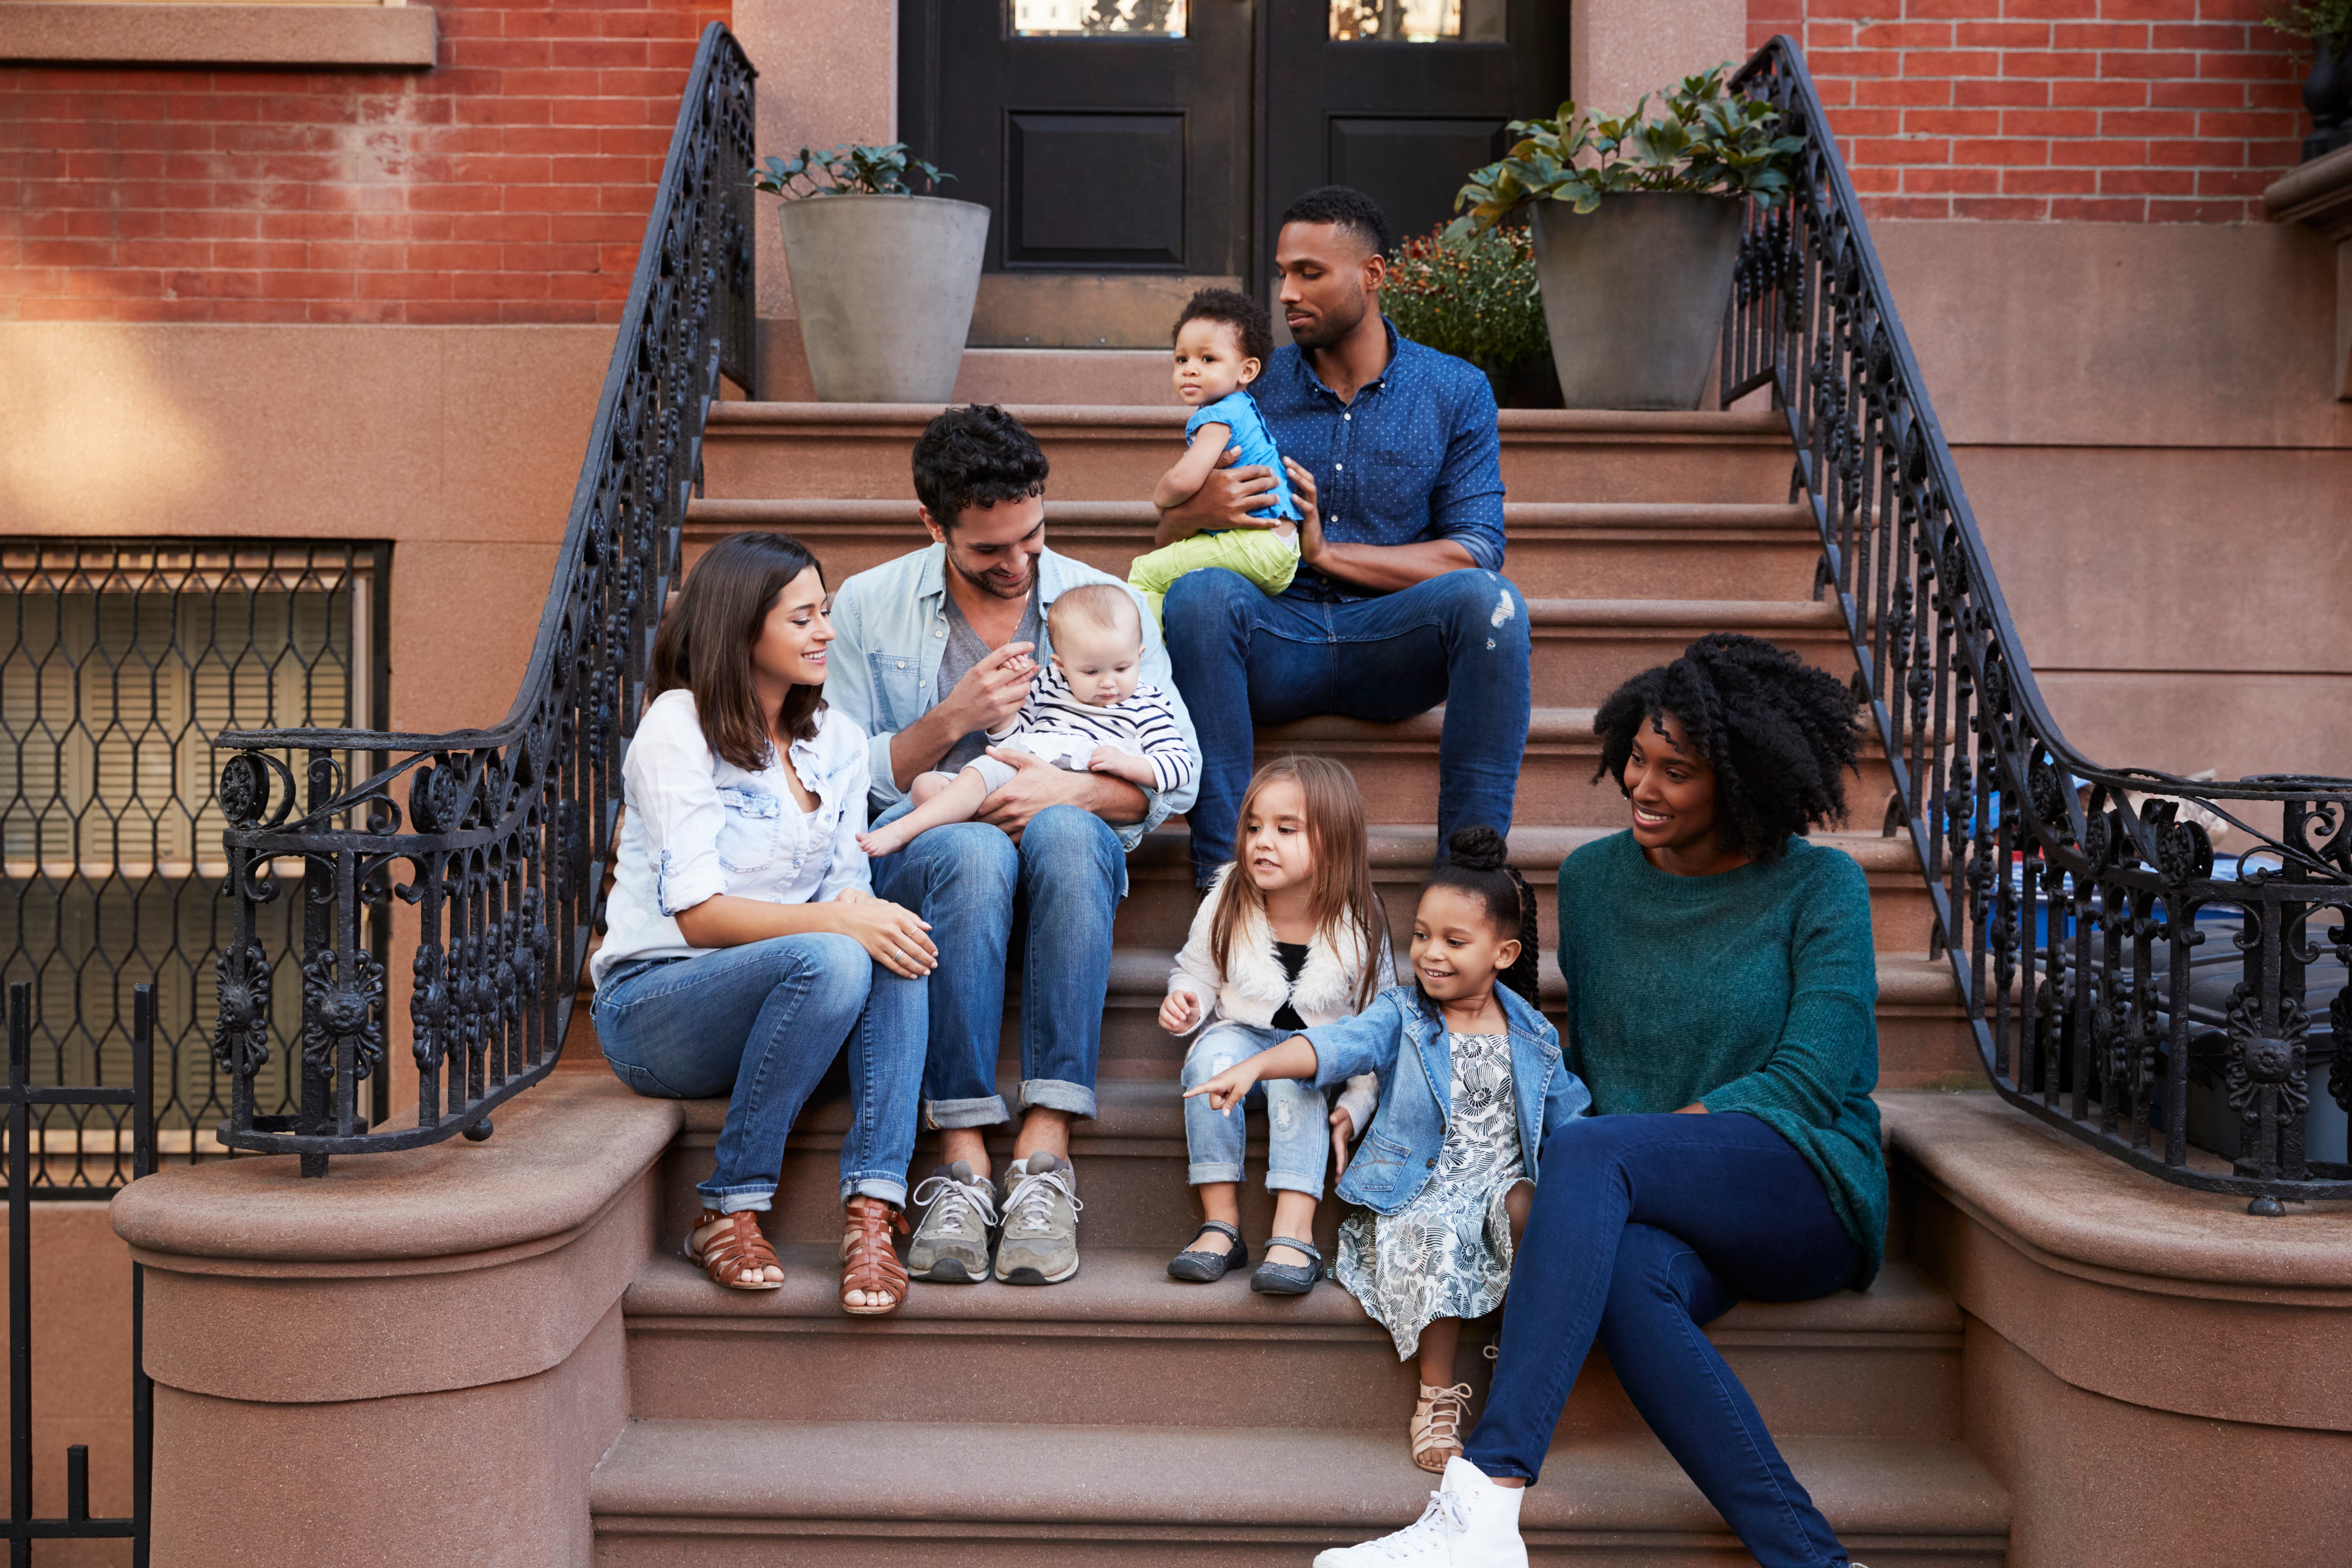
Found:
[1088,746,1154,785]
[1159,990,1202,1034]
[1184,1060,1258,1116]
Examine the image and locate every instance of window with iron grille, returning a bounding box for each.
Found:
[0,541,389,1193]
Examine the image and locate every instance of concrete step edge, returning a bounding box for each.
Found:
[1133,823,1925,873]
[588,1419,2010,1538]
[621,1247,1961,1338]
[706,404,1792,440]
[687,497,1817,534]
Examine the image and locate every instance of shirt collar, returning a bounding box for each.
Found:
[1293,315,1403,404]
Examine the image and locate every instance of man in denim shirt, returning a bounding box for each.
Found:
[827,405,1200,1288]
[1160,187,1530,887]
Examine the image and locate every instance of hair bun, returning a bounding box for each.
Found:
[1445,825,1509,873]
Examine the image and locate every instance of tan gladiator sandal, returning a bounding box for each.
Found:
[1410,1381,1475,1473]
[840,1195,911,1316]
[686,1208,784,1291]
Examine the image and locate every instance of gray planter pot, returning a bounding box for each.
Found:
[1531,193,1746,411]
[779,193,990,403]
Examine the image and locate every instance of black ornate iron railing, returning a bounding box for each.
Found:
[208,25,756,1173]
[1726,37,2352,1207]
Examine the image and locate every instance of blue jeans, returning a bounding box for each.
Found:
[1162,566,1532,882]
[1464,1112,1865,1568]
[1179,1022,1333,1197]
[868,805,1126,1128]
[590,933,927,1213]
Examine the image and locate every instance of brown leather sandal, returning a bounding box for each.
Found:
[840,1195,910,1316]
[686,1208,784,1291]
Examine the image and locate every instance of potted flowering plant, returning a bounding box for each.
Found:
[1448,66,1802,410]
[755,143,987,403]
[1383,223,1561,407]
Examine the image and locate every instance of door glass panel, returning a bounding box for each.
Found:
[1328,0,1503,42]
[1013,0,1189,37]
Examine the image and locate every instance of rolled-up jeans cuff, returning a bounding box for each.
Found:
[841,1175,908,1208]
[925,1093,1009,1131]
[1266,1167,1325,1200]
[697,1182,775,1215]
[1187,1159,1245,1186]
[1020,1077,1098,1119]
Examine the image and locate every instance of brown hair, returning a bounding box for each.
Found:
[1210,755,1384,1012]
[648,532,828,771]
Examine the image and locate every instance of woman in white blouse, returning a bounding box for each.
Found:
[590,532,936,1314]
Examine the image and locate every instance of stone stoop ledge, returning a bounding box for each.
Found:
[110,1077,681,1568]
[1884,1090,2352,1568]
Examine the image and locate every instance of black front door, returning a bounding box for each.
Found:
[898,0,1571,344]
[901,0,1254,347]
[1264,0,1573,269]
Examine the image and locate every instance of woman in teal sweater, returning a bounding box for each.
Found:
[1319,634,1882,1568]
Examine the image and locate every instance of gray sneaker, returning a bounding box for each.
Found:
[905,1161,999,1283]
[994,1152,1082,1285]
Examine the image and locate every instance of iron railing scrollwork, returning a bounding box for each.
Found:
[1725,38,2352,1207]
[208,25,756,1173]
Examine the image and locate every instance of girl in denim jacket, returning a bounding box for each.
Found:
[1188,826,1591,1472]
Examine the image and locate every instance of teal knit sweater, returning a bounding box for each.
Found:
[1557,831,1886,1285]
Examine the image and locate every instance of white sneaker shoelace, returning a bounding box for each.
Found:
[1355,1490,1472,1561]
[910,1171,999,1238]
[1001,1163,1082,1232]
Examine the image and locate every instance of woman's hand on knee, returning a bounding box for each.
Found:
[828,890,937,979]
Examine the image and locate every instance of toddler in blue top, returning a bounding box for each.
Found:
[1128,288,1303,628]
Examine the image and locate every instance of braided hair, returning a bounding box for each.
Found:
[1593,632,1861,863]
[1419,826,1541,1012]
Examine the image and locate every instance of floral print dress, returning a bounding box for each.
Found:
[1334,1031,1528,1360]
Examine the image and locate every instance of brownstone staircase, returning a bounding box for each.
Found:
[582,398,2010,1564]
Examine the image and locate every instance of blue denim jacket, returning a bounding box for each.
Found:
[824,543,1200,851]
[1306,983,1591,1215]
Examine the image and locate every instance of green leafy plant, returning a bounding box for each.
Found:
[2267,0,2351,39]
[752,143,952,200]
[1447,65,1804,238]
[1383,223,1548,375]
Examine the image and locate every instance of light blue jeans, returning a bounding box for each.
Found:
[868,804,1125,1129]
[591,932,927,1214]
[1180,1021,1334,1198]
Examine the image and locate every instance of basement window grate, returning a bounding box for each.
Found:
[0,540,388,1194]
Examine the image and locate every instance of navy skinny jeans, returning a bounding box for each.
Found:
[1465,1111,1866,1568]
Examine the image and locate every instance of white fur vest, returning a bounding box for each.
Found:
[1166,866,1395,1032]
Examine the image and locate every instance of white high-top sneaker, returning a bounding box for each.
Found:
[1313,1457,1527,1567]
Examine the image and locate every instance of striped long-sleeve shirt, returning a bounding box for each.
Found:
[989,665,1198,796]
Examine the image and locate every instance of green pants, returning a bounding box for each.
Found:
[1127,527,1301,629]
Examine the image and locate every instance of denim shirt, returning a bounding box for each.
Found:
[592,690,872,985]
[1306,983,1591,1215]
[1253,317,1507,601]
[825,543,1200,851]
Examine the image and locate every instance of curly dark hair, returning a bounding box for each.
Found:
[1418,825,1541,1012]
[1279,185,1393,257]
[911,404,1049,529]
[1174,287,1274,365]
[1593,633,1862,863]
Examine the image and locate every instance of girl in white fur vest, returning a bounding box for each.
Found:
[1162,756,1390,1295]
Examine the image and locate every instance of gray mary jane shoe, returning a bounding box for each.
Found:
[1250,1236,1324,1296]
[1167,1219,1249,1283]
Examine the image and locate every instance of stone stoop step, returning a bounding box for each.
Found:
[620,1248,1963,1442]
[589,1419,2009,1567]
[687,496,1824,602]
[701,404,1800,508]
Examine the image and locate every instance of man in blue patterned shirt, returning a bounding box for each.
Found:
[1159,186,1532,886]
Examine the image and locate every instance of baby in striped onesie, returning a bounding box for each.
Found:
[856,583,1195,859]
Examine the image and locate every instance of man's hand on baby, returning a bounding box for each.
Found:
[1285,457,1326,565]
[1184,1061,1260,1115]
[1086,745,1154,786]
[974,747,1081,839]
[1158,991,1202,1034]
[1196,447,1286,530]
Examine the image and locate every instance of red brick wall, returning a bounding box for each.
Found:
[0,1,729,323]
[1745,0,2310,220]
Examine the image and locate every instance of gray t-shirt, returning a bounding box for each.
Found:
[936,586,1042,774]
